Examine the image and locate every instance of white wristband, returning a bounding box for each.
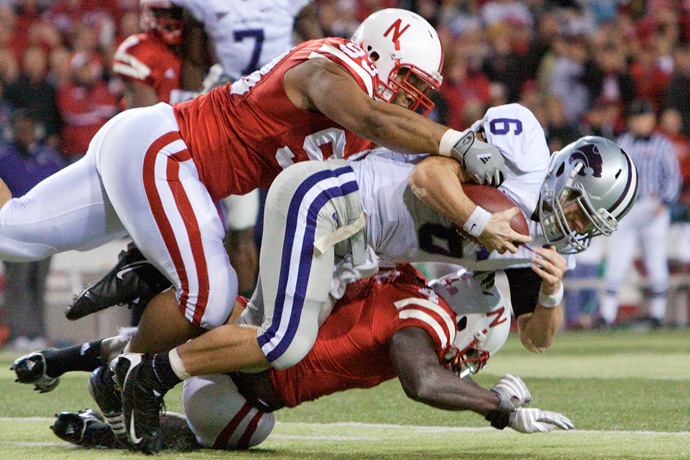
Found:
[463,206,492,238]
[439,129,464,157]
[538,283,564,308]
[169,348,192,380]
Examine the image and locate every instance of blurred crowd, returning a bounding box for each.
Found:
[1,0,689,346]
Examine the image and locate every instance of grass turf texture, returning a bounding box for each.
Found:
[0,329,688,459]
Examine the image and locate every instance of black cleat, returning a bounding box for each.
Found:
[51,409,118,448]
[88,365,126,446]
[11,350,59,393]
[112,353,167,454]
[66,243,172,320]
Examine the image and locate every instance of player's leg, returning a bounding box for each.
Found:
[256,160,364,370]
[183,374,275,449]
[640,205,671,325]
[599,205,642,325]
[0,157,126,261]
[97,103,237,335]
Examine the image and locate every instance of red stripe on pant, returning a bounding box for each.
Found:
[237,410,265,449]
[142,132,208,326]
[213,402,253,449]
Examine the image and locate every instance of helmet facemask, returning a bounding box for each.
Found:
[444,334,491,378]
[539,155,619,254]
[378,65,439,115]
[140,3,184,45]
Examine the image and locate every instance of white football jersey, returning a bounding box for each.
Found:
[173,0,312,80]
[350,104,570,271]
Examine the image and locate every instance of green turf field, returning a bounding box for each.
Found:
[1,329,688,459]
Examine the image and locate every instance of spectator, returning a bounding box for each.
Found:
[548,32,591,123]
[0,109,65,350]
[543,95,581,152]
[56,51,117,162]
[2,45,61,145]
[599,100,682,329]
[660,108,690,216]
[665,42,690,136]
[580,97,622,139]
[580,39,636,116]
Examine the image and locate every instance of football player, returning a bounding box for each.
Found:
[0,8,511,359]
[24,264,574,450]
[107,118,635,452]
[112,0,196,108]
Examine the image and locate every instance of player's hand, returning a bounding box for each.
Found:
[450,131,507,187]
[491,374,533,411]
[508,408,575,433]
[529,245,566,294]
[479,208,532,254]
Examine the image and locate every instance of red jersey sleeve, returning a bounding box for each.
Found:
[372,278,457,361]
[113,34,154,84]
[307,37,379,98]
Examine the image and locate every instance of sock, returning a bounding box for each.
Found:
[649,295,667,321]
[599,293,619,325]
[42,340,104,378]
[151,353,182,390]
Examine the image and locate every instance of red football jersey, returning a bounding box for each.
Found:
[270,264,457,408]
[173,37,378,201]
[113,33,182,105]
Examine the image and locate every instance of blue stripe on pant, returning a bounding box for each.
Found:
[257,165,358,364]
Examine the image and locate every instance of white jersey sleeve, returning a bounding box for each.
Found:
[173,0,313,80]
[469,103,550,218]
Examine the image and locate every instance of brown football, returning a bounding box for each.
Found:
[462,184,530,237]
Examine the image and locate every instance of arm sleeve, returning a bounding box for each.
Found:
[504,267,541,317]
[660,138,682,204]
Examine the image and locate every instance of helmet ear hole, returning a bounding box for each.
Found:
[370,51,379,62]
[556,162,565,177]
[457,316,468,331]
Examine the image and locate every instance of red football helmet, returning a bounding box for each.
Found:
[140,0,184,45]
[351,9,444,115]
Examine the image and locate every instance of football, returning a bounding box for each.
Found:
[462,184,530,237]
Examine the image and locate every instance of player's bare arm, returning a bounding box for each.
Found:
[293,3,324,42]
[178,11,207,91]
[123,80,160,109]
[518,245,566,353]
[284,58,448,155]
[408,156,531,254]
[0,177,11,209]
[390,327,500,415]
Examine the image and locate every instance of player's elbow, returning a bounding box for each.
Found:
[401,368,440,404]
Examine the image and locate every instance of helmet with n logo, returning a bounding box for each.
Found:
[539,136,638,253]
[351,8,443,115]
[428,268,510,377]
[140,0,185,45]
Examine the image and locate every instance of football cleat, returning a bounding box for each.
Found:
[66,243,172,320]
[88,365,126,446]
[11,350,59,393]
[112,353,167,454]
[51,409,118,448]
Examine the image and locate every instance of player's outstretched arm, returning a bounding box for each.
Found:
[389,326,500,415]
[516,246,566,352]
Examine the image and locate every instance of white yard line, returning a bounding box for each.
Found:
[3,418,689,437]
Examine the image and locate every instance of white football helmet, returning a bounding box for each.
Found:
[140,0,184,45]
[351,8,443,115]
[539,136,639,254]
[429,268,511,377]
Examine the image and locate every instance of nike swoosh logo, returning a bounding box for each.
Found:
[115,261,152,280]
[129,412,143,444]
[470,224,477,232]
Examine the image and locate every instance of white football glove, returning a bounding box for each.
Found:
[509,408,575,433]
[491,374,533,411]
